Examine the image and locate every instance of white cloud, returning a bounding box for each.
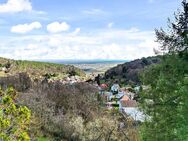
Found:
[0,28,159,60]
[71,28,80,35]
[11,22,42,34]
[47,22,70,33]
[108,22,114,28]
[82,9,105,15]
[0,0,32,13]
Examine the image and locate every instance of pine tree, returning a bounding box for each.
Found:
[140,0,188,140]
[155,0,188,54]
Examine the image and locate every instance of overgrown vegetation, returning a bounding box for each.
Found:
[140,0,188,140]
[16,81,140,141]
[0,87,31,141]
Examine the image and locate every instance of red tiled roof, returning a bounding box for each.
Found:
[121,100,137,107]
[121,95,129,101]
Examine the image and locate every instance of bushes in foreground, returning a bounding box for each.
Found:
[18,81,140,141]
[0,87,31,141]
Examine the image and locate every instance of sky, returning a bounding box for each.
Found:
[0,0,182,60]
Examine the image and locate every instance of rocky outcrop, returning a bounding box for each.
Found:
[103,56,161,85]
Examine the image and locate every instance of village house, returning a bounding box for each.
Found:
[99,83,146,121]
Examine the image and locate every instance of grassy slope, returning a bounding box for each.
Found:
[0,57,86,79]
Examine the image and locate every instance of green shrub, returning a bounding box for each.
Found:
[0,87,31,141]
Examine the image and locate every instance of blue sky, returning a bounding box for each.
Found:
[0,0,182,60]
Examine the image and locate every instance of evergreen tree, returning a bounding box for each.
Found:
[140,0,188,141]
[155,0,188,54]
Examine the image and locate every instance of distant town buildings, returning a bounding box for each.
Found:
[99,83,145,122]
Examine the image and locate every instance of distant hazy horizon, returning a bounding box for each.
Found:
[36,59,129,65]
